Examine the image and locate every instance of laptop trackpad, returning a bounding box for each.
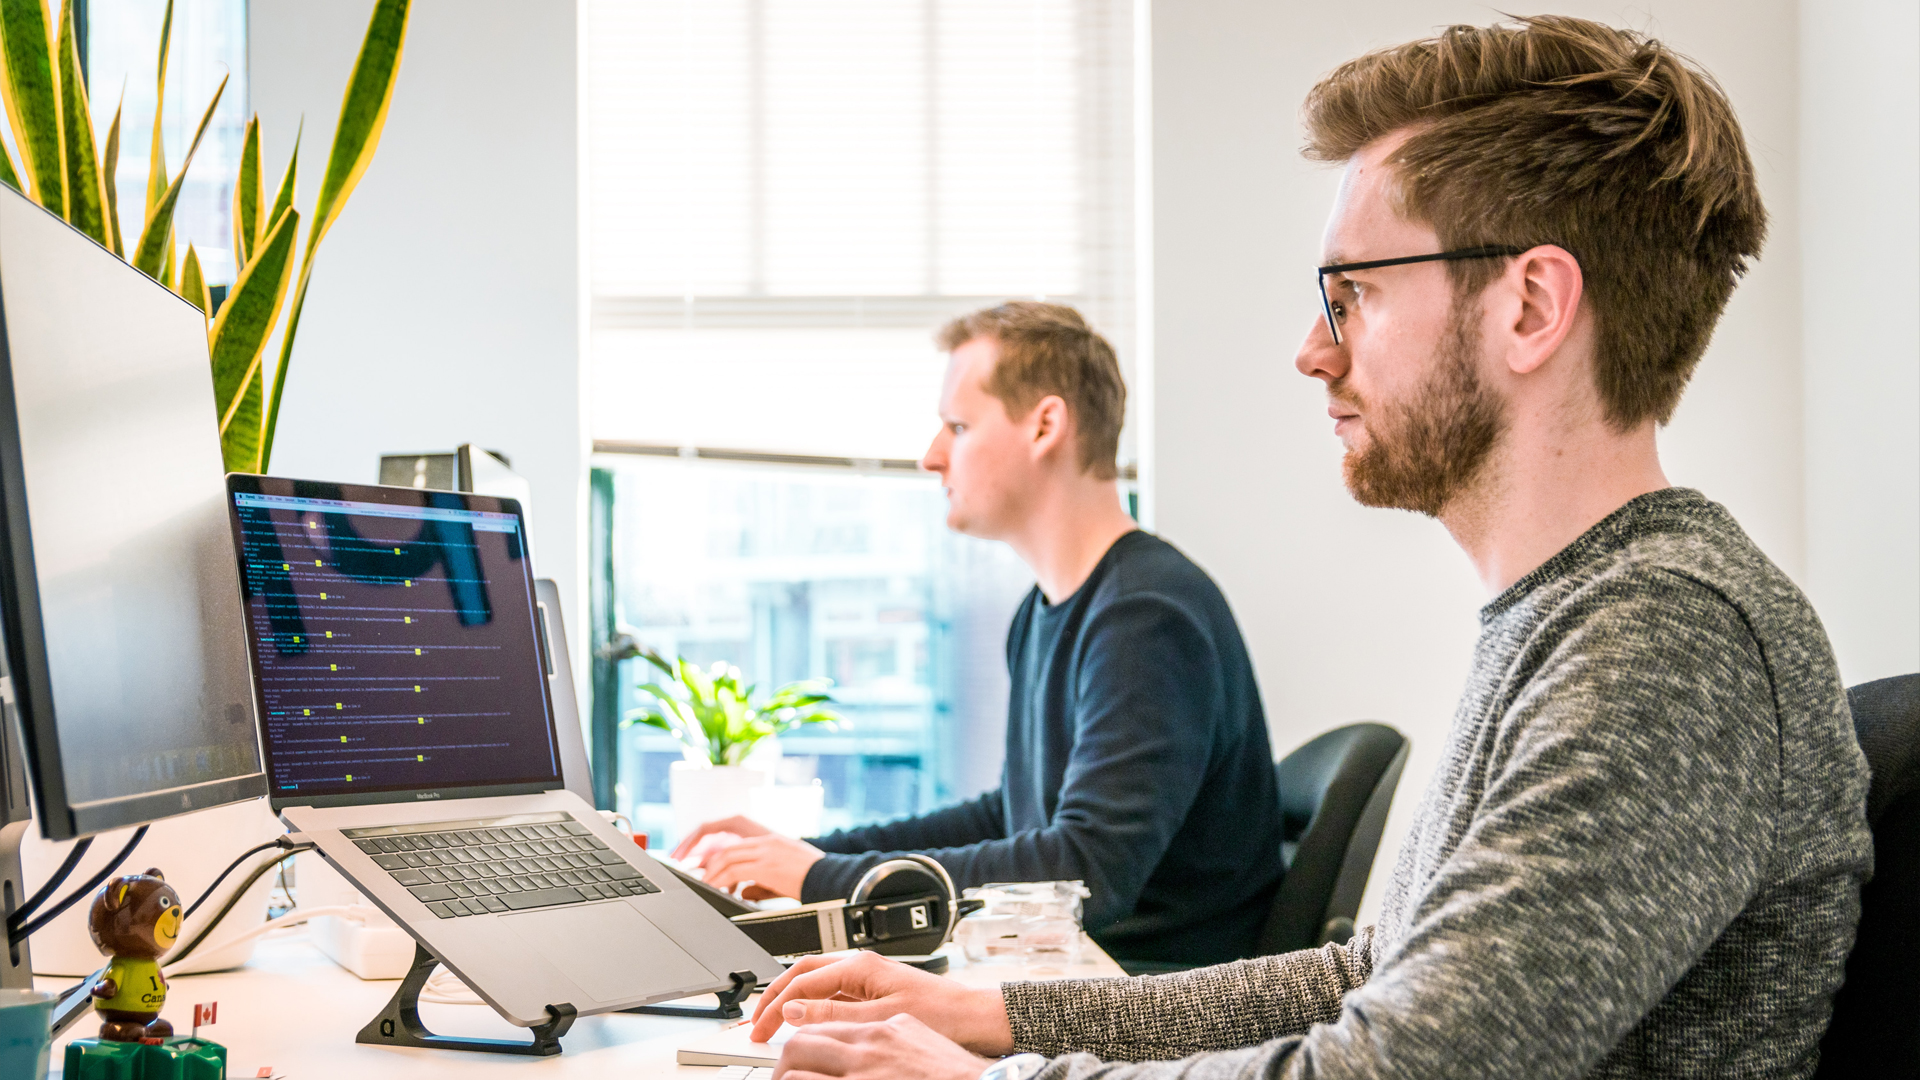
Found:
[501,902,716,1003]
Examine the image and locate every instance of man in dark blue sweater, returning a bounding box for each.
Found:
[676,302,1281,967]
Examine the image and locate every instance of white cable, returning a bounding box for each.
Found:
[160,900,490,1006]
[420,966,486,1005]
[162,904,382,975]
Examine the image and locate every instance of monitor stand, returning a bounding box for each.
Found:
[0,689,34,991]
[0,818,34,990]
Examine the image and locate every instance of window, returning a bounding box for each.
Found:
[585,0,1136,838]
[84,0,250,285]
[603,456,1034,839]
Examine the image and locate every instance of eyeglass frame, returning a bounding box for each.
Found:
[1316,245,1525,346]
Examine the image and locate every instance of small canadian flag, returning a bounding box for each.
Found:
[192,1002,218,1036]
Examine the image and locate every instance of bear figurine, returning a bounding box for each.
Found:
[86,867,183,1042]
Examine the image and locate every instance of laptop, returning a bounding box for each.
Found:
[223,475,783,1027]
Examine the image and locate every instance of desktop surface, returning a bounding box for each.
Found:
[41,930,1123,1077]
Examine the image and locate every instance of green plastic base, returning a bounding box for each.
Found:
[61,1036,226,1080]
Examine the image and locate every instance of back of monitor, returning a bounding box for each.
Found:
[0,184,264,840]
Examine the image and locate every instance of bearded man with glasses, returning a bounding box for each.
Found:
[739,16,1874,1080]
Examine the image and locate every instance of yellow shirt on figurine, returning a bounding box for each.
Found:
[96,955,168,1014]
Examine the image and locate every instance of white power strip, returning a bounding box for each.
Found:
[306,912,418,980]
[295,851,417,980]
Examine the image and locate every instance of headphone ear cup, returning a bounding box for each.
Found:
[848,853,959,951]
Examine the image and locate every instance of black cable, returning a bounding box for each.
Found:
[163,843,314,967]
[7,836,92,930]
[9,824,148,946]
[182,838,292,920]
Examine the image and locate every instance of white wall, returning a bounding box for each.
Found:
[247,0,587,676]
[236,0,1917,916]
[1144,0,1913,923]
[1800,0,1920,685]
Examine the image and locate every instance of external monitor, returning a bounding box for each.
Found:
[0,184,265,842]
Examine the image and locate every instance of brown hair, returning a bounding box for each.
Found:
[936,301,1125,480]
[1303,15,1767,427]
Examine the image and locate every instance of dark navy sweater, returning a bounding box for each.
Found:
[800,531,1283,965]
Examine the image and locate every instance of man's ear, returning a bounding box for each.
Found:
[1028,395,1072,462]
[1500,245,1584,376]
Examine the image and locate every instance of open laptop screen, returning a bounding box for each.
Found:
[225,477,561,808]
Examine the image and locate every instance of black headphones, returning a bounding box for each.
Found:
[844,853,960,956]
[716,852,975,963]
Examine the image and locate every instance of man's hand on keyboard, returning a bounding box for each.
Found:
[751,951,1014,1056]
[773,1013,993,1080]
[694,831,826,900]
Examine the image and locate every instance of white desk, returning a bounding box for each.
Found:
[40,932,1124,1078]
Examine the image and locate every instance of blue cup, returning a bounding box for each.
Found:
[0,989,56,1080]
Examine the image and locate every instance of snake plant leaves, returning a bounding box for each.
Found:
[267,120,298,232]
[260,0,409,473]
[144,0,171,219]
[101,87,123,255]
[232,114,261,264]
[129,72,224,281]
[0,0,62,215]
[0,130,19,194]
[220,367,264,474]
[179,243,208,318]
[209,206,297,472]
[55,0,107,246]
[309,0,408,252]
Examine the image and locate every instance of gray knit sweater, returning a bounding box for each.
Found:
[1002,489,1873,1079]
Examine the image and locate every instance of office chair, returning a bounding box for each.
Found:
[1815,673,1920,1080]
[1115,722,1408,976]
[1258,722,1409,954]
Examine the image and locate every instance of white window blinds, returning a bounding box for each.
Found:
[586,0,1136,461]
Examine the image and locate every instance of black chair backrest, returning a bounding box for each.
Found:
[1258,722,1408,955]
[1816,673,1920,1080]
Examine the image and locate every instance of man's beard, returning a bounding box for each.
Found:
[1338,307,1507,518]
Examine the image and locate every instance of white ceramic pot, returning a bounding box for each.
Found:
[748,780,825,840]
[669,762,771,845]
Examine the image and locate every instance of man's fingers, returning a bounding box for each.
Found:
[785,1019,897,1042]
[783,997,895,1027]
[669,823,716,860]
[703,835,776,873]
[670,814,765,860]
[777,1028,860,1078]
[749,955,878,1039]
[671,819,738,860]
[752,955,842,1023]
[702,845,769,890]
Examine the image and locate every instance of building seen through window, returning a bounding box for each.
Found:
[604,456,1034,841]
[82,0,250,285]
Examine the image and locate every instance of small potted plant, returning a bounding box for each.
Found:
[621,651,845,841]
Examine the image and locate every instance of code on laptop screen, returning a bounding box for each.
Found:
[230,489,560,800]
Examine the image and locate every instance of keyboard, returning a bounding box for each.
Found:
[344,811,659,919]
[713,1068,773,1080]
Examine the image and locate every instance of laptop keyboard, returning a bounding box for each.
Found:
[344,812,659,919]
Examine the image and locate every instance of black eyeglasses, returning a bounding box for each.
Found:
[1317,246,1524,345]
